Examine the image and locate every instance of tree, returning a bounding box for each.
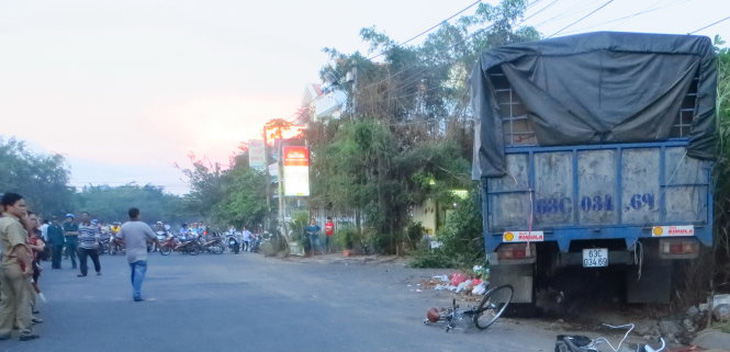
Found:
[212,163,267,229]
[75,184,188,224]
[308,0,535,255]
[0,137,74,216]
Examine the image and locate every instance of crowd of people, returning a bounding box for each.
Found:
[0,192,161,341]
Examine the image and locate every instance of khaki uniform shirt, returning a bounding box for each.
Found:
[0,213,29,266]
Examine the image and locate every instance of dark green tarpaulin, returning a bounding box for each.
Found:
[471,31,717,179]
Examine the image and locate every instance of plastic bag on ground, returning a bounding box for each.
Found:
[450,273,467,286]
[472,282,487,295]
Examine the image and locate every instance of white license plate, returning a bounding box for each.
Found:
[582,248,608,267]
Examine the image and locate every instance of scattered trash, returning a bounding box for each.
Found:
[455,280,472,293]
[432,274,449,282]
[472,282,487,295]
[713,304,730,322]
[450,273,467,286]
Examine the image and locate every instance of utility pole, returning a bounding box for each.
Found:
[263,126,272,232]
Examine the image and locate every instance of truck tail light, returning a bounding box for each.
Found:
[659,238,699,259]
[497,243,536,261]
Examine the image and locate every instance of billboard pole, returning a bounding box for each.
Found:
[263,126,271,232]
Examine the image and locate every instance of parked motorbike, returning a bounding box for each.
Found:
[109,236,125,255]
[159,235,200,256]
[98,235,111,255]
[198,236,224,254]
[226,234,241,254]
[249,234,261,253]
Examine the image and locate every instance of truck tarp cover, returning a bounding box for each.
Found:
[471,32,717,179]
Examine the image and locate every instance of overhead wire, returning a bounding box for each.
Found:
[277,0,489,124]
[689,14,730,34]
[357,0,559,109]
[559,0,690,35]
[547,0,615,38]
[360,0,551,96]
[368,0,483,61]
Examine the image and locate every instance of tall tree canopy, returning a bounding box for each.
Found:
[0,137,74,216]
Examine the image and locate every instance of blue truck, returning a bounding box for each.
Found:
[470,32,717,304]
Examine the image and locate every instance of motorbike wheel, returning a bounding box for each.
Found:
[189,246,200,256]
[211,244,224,255]
[160,246,171,256]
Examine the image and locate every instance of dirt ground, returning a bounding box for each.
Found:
[283,253,729,351]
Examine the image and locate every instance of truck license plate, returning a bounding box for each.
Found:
[582,248,608,267]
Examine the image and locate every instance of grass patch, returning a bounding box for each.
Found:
[715,321,730,334]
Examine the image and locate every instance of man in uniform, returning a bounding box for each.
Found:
[47,215,65,269]
[0,192,39,341]
[62,213,79,269]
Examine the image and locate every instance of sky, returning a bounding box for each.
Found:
[1,0,728,195]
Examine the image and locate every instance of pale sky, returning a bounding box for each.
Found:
[1,0,728,194]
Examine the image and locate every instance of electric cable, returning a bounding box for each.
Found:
[689,14,730,34]
[548,0,615,38]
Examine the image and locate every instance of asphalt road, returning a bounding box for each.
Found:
[2,252,560,352]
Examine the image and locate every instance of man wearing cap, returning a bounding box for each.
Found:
[47,216,64,269]
[62,213,79,269]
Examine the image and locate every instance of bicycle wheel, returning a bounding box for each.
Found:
[473,285,513,330]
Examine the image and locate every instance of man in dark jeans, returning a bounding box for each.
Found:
[76,212,101,277]
[305,219,322,255]
[47,216,65,269]
[62,214,79,269]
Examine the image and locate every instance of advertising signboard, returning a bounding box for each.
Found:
[283,146,310,196]
[248,139,266,171]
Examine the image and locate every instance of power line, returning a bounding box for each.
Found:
[559,0,685,34]
[368,0,483,60]
[356,0,560,108]
[689,14,730,34]
[548,0,615,38]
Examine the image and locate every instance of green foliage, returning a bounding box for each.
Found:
[211,165,267,229]
[713,37,730,288]
[333,223,359,250]
[0,137,74,216]
[405,221,425,251]
[75,184,187,224]
[411,188,483,268]
[289,211,311,250]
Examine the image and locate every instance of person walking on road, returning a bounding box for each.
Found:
[62,213,79,269]
[47,216,65,269]
[0,193,39,341]
[116,207,159,302]
[77,212,102,277]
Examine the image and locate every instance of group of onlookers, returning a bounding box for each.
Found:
[0,192,162,341]
[0,193,43,341]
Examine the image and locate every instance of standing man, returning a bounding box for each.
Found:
[0,193,38,341]
[117,207,158,302]
[241,227,252,252]
[77,212,101,277]
[47,216,65,269]
[324,217,335,253]
[305,219,322,255]
[62,213,79,269]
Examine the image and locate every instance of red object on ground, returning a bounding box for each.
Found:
[426,308,440,322]
[450,273,467,286]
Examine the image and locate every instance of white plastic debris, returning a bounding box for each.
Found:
[471,282,487,295]
[455,280,473,293]
[432,274,449,282]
